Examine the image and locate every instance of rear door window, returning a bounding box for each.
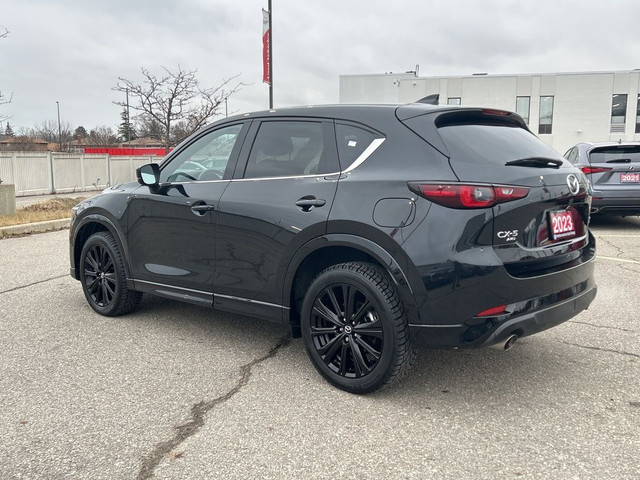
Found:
[243,120,338,178]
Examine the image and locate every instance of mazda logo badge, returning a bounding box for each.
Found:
[567,174,580,195]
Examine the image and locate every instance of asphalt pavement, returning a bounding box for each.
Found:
[0,217,638,479]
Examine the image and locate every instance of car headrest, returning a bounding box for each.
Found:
[260,135,294,157]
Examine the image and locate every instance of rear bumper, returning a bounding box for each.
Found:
[592,192,640,215]
[591,197,640,215]
[410,282,597,348]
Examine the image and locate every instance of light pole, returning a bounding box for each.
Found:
[126,88,131,146]
[56,101,62,152]
[268,0,273,109]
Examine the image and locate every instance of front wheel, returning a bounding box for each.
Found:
[301,262,415,394]
[79,231,142,316]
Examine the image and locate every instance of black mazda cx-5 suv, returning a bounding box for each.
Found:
[70,104,597,393]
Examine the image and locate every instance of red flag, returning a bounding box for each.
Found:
[262,9,271,85]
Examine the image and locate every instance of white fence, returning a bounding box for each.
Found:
[0,152,163,197]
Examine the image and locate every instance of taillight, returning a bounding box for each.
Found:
[408,183,529,209]
[581,166,612,174]
[476,305,507,317]
[482,109,510,117]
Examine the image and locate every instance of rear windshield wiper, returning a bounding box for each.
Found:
[605,158,631,163]
[505,157,563,168]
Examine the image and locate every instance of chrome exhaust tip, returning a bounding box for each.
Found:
[490,334,519,351]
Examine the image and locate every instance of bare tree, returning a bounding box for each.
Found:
[0,90,11,109]
[33,119,73,149]
[135,114,163,140]
[169,120,193,146]
[10,135,39,152]
[88,125,119,145]
[114,65,242,153]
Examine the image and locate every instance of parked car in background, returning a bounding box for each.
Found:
[70,104,597,393]
[564,141,640,216]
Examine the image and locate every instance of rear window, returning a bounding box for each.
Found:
[438,123,563,166]
[589,145,640,163]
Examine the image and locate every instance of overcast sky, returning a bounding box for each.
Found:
[1,0,639,132]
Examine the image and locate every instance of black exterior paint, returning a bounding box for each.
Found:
[70,104,597,349]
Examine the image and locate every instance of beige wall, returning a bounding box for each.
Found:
[0,152,158,196]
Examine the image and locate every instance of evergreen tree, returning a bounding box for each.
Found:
[4,122,14,137]
[118,108,137,142]
[74,125,88,139]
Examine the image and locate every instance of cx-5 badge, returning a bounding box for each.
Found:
[497,230,519,242]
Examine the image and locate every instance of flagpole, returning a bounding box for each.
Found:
[268,0,273,109]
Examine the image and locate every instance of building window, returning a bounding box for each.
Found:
[516,96,530,124]
[611,94,627,133]
[447,97,461,106]
[635,95,640,134]
[538,96,554,134]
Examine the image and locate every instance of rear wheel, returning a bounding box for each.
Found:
[79,231,142,316]
[301,262,415,394]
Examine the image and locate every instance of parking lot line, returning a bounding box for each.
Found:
[596,255,640,264]
[595,234,640,238]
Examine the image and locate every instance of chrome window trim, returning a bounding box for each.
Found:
[231,137,386,182]
[231,172,337,182]
[342,137,386,173]
[163,136,386,184]
[160,179,229,185]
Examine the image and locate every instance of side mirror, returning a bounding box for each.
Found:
[136,163,160,187]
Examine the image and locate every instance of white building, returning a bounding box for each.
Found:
[339,70,640,155]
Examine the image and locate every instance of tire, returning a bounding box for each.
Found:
[79,231,142,316]
[301,262,415,394]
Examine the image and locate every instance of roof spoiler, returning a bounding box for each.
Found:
[415,94,439,105]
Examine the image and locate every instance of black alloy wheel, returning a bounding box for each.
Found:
[79,231,142,316]
[311,283,384,378]
[84,242,116,307]
[301,262,415,394]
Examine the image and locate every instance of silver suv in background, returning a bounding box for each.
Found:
[564,142,640,216]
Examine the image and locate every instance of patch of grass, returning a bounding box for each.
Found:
[0,197,83,227]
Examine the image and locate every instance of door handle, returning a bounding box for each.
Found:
[191,204,215,215]
[295,196,326,212]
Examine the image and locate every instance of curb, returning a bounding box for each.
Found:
[0,219,71,238]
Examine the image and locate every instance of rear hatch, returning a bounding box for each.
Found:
[399,107,593,277]
[586,144,640,194]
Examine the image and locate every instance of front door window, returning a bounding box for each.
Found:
[161,124,243,182]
